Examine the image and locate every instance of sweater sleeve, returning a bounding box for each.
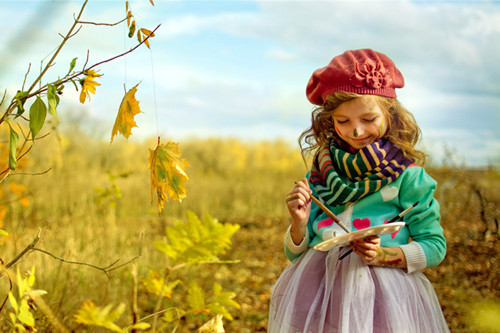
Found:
[399,167,446,270]
[284,225,310,261]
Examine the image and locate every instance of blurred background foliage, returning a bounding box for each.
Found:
[0,116,498,332]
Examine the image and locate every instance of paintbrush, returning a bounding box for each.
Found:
[309,194,350,233]
[338,201,420,260]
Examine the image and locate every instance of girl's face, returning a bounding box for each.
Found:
[332,96,387,150]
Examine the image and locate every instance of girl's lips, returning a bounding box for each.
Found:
[351,137,370,143]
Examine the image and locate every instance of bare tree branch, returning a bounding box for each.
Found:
[1,229,42,275]
[78,16,129,27]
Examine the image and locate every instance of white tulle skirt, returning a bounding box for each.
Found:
[269,248,450,333]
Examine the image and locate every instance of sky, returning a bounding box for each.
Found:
[0,0,499,167]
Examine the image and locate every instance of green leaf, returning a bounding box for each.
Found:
[74,301,125,332]
[187,281,206,313]
[8,292,18,314]
[207,282,240,320]
[47,84,58,119]
[0,229,8,236]
[128,322,151,330]
[8,123,18,170]
[128,20,136,38]
[154,211,239,266]
[27,266,35,287]
[29,96,47,139]
[9,313,17,326]
[18,300,35,327]
[68,57,77,75]
[15,91,29,116]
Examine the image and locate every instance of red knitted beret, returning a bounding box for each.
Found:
[306,49,405,105]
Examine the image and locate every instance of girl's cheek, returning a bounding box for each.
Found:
[335,126,343,137]
[375,118,386,138]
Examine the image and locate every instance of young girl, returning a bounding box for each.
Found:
[268,49,450,333]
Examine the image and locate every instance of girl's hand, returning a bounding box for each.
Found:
[350,236,408,269]
[285,178,312,245]
[350,236,381,263]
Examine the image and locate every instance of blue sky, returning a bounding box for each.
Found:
[1,0,499,167]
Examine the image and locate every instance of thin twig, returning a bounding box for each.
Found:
[86,23,161,72]
[1,229,42,274]
[59,25,82,39]
[78,16,128,26]
[22,63,31,91]
[26,0,89,94]
[0,261,14,312]
[7,168,52,177]
[31,248,119,279]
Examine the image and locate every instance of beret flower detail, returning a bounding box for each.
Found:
[350,58,392,90]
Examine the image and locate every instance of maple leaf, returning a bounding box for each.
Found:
[110,83,142,143]
[149,140,189,213]
[79,69,101,104]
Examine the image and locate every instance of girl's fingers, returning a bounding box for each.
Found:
[286,181,312,204]
[285,193,301,203]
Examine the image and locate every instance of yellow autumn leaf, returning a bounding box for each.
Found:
[139,28,155,48]
[79,70,101,104]
[140,28,155,37]
[198,315,225,333]
[110,83,142,143]
[148,140,189,213]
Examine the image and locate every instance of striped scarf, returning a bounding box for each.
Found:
[309,139,413,207]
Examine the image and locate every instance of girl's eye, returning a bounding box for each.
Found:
[336,119,348,124]
[364,117,377,123]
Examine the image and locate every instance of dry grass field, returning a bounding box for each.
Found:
[1,128,498,332]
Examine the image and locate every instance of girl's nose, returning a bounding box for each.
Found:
[353,126,364,137]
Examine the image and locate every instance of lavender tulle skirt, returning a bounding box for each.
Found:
[269,248,450,333]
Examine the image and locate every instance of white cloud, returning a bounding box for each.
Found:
[1,0,499,166]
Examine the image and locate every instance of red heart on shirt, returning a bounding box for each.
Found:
[352,218,371,230]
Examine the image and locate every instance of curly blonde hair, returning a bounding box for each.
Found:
[299,92,426,165]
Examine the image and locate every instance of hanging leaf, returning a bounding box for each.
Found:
[47,84,58,119]
[110,82,142,143]
[8,123,18,170]
[150,0,155,6]
[68,57,77,75]
[29,96,47,139]
[140,28,155,37]
[127,10,133,26]
[15,91,28,116]
[137,30,143,44]
[139,28,155,48]
[128,20,136,38]
[148,140,189,213]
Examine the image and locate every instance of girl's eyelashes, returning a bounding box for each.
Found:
[363,117,378,123]
[335,116,378,124]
